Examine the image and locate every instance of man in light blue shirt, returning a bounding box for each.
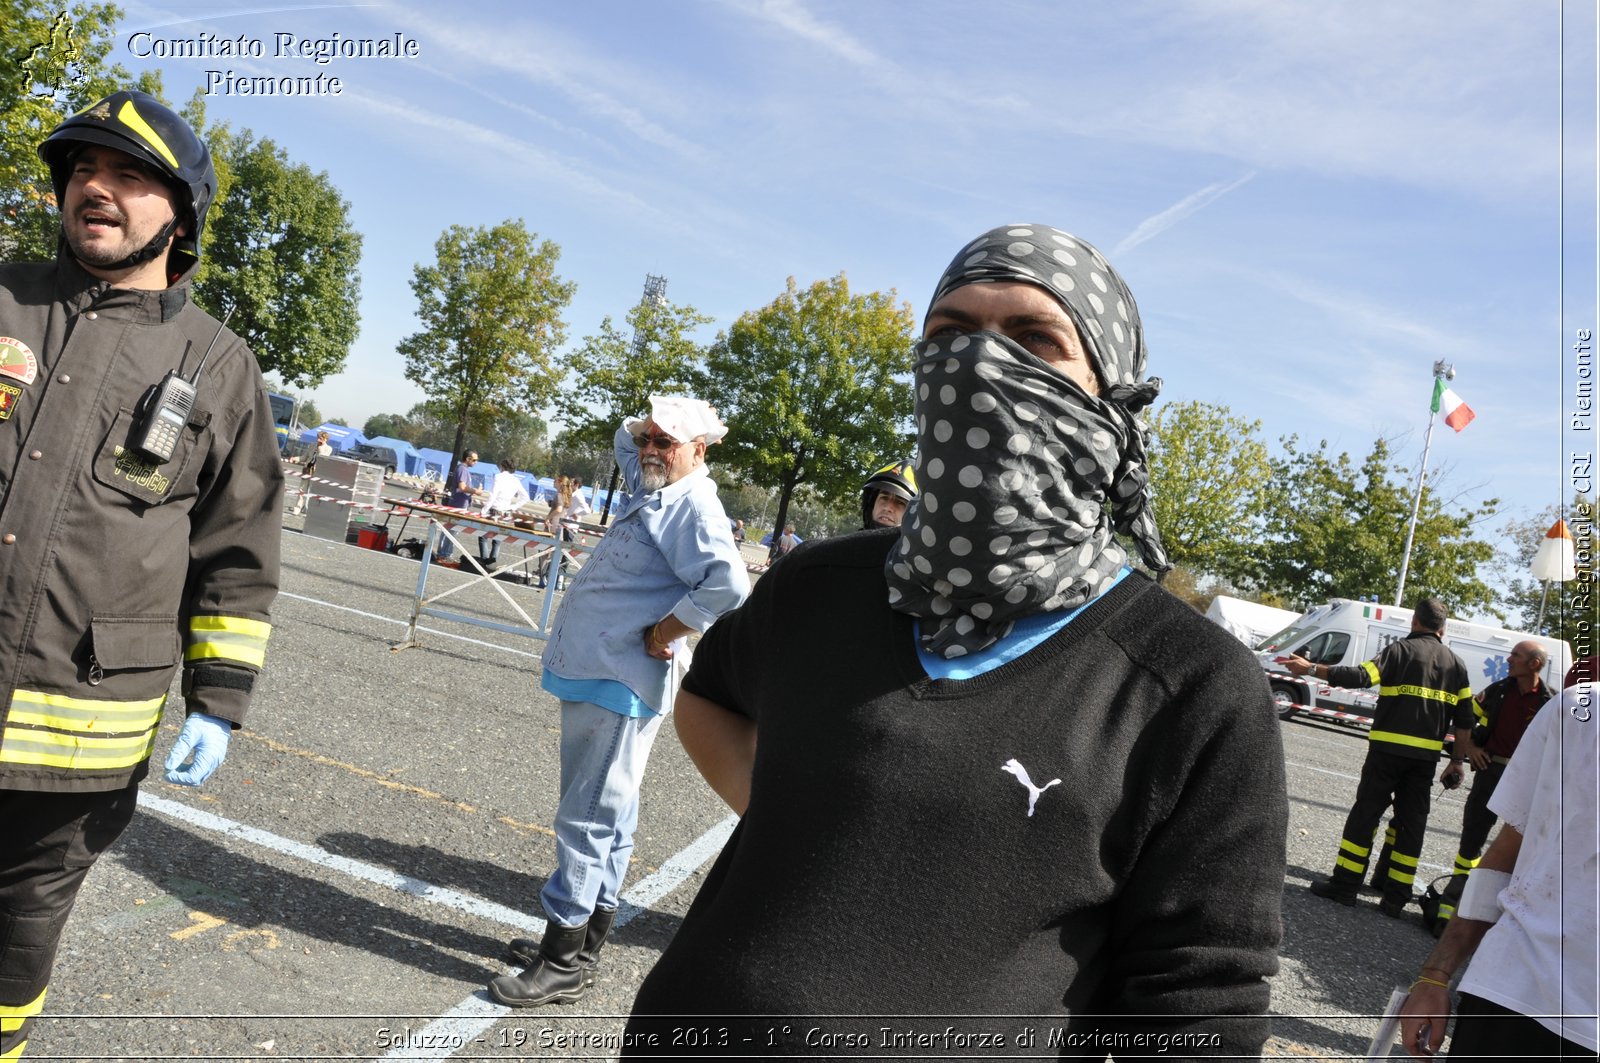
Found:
[490,396,749,1008]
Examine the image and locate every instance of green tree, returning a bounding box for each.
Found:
[397,220,575,471]
[481,409,548,472]
[555,293,712,448]
[1146,400,1272,585]
[1493,498,1596,645]
[363,412,414,442]
[1,1,149,261]
[1255,436,1498,613]
[193,129,362,387]
[700,274,915,540]
[543,438,614,499]
[401,400,475,453]
[296,398,322,428]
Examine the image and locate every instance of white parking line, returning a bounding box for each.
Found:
[138,790,736,1060]
[277,590,547,660]
[140,792,545,934]
[380,814,739,1060]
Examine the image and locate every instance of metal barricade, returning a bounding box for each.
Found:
[388,503,603,651]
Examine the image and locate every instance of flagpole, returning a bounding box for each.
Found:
[1394,360,1453,605]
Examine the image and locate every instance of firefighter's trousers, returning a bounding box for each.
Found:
[0,785,138,1060]
[1331,748,1433,904]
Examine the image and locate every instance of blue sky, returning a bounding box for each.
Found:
[101,0,1596,540]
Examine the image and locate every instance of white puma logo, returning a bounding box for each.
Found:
[1001,758,1061,817]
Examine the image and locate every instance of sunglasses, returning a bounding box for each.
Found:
[633,434,683,451]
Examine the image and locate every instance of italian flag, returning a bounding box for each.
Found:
[1431,378,1475,432]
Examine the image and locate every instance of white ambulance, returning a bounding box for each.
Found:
[1256,599,1571,727]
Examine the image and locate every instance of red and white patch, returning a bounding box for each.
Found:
[0,337,38,385]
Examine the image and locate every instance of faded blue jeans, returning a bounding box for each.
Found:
[540,699,664,928]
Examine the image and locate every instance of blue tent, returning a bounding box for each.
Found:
[415,448,453,481]
[363,435,423,476]
[586,485,627,512]
[513,472,544,500]
[301,423,366,452]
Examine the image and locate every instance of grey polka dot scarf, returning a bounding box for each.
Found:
[886,225,1172,659]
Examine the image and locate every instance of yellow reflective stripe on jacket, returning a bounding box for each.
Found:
[1369,729,1445,752]
[1,690,164,770]
[185,615,271,667]
[1377,683,1460,705]
[1361,660,1381,684]
[0,986,45,1033]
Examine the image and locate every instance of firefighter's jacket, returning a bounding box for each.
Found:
[0,254,282,793]
[1327,630,1472,761]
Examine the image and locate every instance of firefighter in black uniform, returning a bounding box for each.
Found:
[0,92,282,1059]
[1286,598,1471,917]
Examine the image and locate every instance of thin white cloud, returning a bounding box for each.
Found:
[382,1,710,163]
[973,0,1562,202]
[742,0,882,70]
[336,87,670,224]
[1115,172,1256,257]
[719,0,1027,113]
[1255,271,1465,356]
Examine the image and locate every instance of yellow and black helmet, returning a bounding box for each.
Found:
[39,89,215,271]
[861,458,918,529]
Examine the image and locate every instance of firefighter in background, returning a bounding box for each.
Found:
[1285,599,1471,917]
[1362,642,1552,935]
[0,91,281,1059]
[860,459,918,530]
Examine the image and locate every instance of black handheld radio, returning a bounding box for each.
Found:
[133,306,232,463]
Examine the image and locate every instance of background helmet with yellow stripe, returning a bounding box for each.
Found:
[861,458,918,529]
[38,89,215,272]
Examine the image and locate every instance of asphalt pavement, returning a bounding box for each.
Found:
[28,486,1472,1061]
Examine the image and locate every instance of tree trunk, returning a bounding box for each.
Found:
[449,419,469,484]
[770,479,798,560]
[600,462,621,526]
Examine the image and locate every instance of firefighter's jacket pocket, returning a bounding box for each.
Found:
[92,407,202,506]
[90,615,181,672]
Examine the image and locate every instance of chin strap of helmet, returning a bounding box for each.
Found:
[94,213,181,272]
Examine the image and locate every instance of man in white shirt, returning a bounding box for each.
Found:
[1399,658,1598,1060]
[477,459,530,568]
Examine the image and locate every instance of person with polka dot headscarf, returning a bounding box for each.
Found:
[624,226,1286,1056]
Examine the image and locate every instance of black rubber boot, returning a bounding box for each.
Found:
[1309,877,1358,906]
[488,920,588,1007]
[1379,888,1412,918]
[575,906,616,983]
[507,907,616,986]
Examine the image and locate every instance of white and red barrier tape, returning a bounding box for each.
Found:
[283,464,770,573]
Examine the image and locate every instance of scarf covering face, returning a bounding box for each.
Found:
[886,224,1172,659]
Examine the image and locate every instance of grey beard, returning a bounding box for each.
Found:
[640,464,667,492]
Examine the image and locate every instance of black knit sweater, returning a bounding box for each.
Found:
[626,531,1287,1060]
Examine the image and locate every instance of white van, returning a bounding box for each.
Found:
[1256,599,1572,726]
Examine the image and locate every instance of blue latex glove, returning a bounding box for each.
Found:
[163,712,232,786]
